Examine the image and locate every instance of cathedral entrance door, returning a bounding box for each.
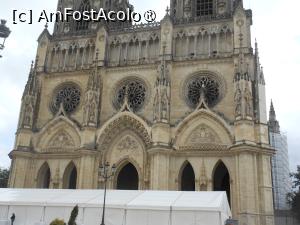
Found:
[213,162,231,206]
[116,163,139,190]
[180,162,196,191]
[63,162,77,189]
[37,163,51,189]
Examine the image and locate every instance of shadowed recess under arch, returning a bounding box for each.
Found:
[116,162,139,190]
[63,162,77,189]
[180,162,195,191]
[213,161,231,206]
[37,162,51,189]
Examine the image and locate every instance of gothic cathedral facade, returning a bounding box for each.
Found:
[8,0,274,224]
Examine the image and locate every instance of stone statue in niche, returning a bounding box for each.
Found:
[153,89,160,121]
[184,0,191,7]
[217,0,227,15]
[161,92,168,120]
[244,86,253,117]
[83,91,99,125]
[22,96,34,128]
[234,86,242,117]
[183,0,191,18]
[52,167,60,189]
[23,103,33,127]
[89,102,96,122]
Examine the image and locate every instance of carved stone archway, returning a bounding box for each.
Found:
[97,112,151,152]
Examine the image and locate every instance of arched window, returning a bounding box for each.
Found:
[196,0,213,16]
[75,0,91,31]
[213,161,231,206]
[37,162,51,189]
[116,163,139,190]
[63,162,77,189]
[180,162,195,191]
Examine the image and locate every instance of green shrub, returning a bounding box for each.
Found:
[49,219,65,225]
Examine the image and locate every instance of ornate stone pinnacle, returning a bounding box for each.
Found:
[30,60,34,72]
[166,6,170,15]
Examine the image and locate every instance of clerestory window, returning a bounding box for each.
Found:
[196,0,214,16]
[75,0,91,31]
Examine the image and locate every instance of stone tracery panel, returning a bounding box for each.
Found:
[43,130,76,153]
[114,135,143,158]
[50,82,81,114]
[183,72,225,108]
[173,25,233,60]
[108,31,160,66]
[106,133,145,177]
[47,39,95,72]
[185,124,221,145]
[113,78,148,112]
[174,110,233,150]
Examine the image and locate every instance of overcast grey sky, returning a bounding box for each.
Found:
[0,0,299,171]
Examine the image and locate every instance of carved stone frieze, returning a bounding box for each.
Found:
[179,143,228,151]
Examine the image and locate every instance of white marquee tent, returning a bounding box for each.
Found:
[0,189,231,225]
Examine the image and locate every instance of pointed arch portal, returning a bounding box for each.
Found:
[37,163,51,189]
[213,161,231,205]
[116,163,139,190]
[180,162,195,191]
[63,162,77,189]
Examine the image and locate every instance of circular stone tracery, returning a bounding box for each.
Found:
[114,79,147,112]
[185,74,221,108]
[51,83,81,114]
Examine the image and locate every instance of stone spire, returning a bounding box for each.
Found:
[153,45,171,123]
[254,40,265,85]
[251,39,267,123]
[268,100,280,133]
[82,50,101,127]
[23,60,38,98]
[18,59,40,129]
[259,66,265,85]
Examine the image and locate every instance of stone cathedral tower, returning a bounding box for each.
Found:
[9,0,275,224]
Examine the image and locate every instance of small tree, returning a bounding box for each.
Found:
[68,205,78,225]
[287,165,300,222]
[0,168,10,188]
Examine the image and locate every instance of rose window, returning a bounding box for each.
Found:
[185,75,220,108]
[115,79,147,112]
[51,84,81,114]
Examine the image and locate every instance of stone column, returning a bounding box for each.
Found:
[77,150,98,189]
[149,148,171,190]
